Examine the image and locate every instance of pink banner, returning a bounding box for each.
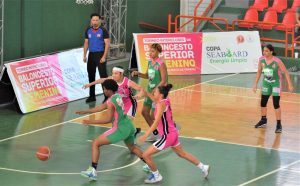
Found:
[7,55,69,112]
[134,33,203,75]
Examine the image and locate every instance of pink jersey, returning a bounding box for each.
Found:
[153,98,180,150]
[117,77,137,117]
[155,98,177,136]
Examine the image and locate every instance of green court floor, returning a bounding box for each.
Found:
[0,65,299,185]
[0,123,299,186]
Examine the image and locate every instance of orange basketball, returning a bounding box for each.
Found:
[36,146,50,161]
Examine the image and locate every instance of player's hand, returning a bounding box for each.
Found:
[100,57,106,63]
[252,84,257,93]
[134,91,144,99]
[131,71,138,77]
[83,56,87,63]
[151,88,157,94]
[288,85,294,93]
[137,134,147,145]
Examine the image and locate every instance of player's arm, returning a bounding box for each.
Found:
[253,61,263,93]
[131,66,149,79]
[128,80,143,98]
[278,60,294,92]
[142,88,155,102]
[75,102,107,115]
[83,76,112,89]
[138,102,165,144]
[82,102,114,125]
[156,62,167,87]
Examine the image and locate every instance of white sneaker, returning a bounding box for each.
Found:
[143,164,151,173]
[144,173,163,184]
[202,165,210,178]
[146,134,160,142]
[81,166,97,181]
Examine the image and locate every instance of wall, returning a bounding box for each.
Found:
[4,0,180,62]
[4,0,96,62]
[126,0,180,51]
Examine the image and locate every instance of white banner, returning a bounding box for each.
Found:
[201,31,261,74]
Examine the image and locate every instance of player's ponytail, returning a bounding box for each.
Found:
[158,84,173,98]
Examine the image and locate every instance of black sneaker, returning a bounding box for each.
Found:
[255,118,267,128]
[134,128,141,138]
[275,124,282,133]
[86,96,96,103]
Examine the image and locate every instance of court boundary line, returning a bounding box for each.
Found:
[183,89,300,104]
[238,159,300,186]
[206,83,300,95]
[71,123,300,154]
[179,135,300,154]
[0,73,238,143]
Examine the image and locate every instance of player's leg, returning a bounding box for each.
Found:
[142,145,162,183]
[172,145,210,178]
[125,101,141,138]
[255,82,271,128]
[272,84,282,133]
[81,134,111,180]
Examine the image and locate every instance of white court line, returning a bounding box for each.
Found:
[0,143,140,175]
[0,73,239,143]
[169,73,240,94]
[79,123,299,154]
[238,160,300,186]
[207,83,300,95]
[179,135,299,154]
[184,89,300,104]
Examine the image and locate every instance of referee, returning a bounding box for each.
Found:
[83,13,110,103]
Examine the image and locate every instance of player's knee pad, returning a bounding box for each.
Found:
[273,96,280,109]
[261,95,270,107]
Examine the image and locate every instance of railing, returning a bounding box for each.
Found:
[194,0,215,31]
[169,15,229,33]
[232,20,295,57]
[139,21,168,32]
[168,1,297,58]
[168,0,214,33]
[293,24,300,52]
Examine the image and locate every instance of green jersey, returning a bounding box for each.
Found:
[259,56,283,96]
[147,58,168,91]
[108,93,127,126]
[260,56,282,83]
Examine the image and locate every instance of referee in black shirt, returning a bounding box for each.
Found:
[83,13,110,103]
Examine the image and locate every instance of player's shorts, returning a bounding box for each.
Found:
[124,100,137,118]
[103,118,135,144]
[153,131,180,150]
[261,79,281,96]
